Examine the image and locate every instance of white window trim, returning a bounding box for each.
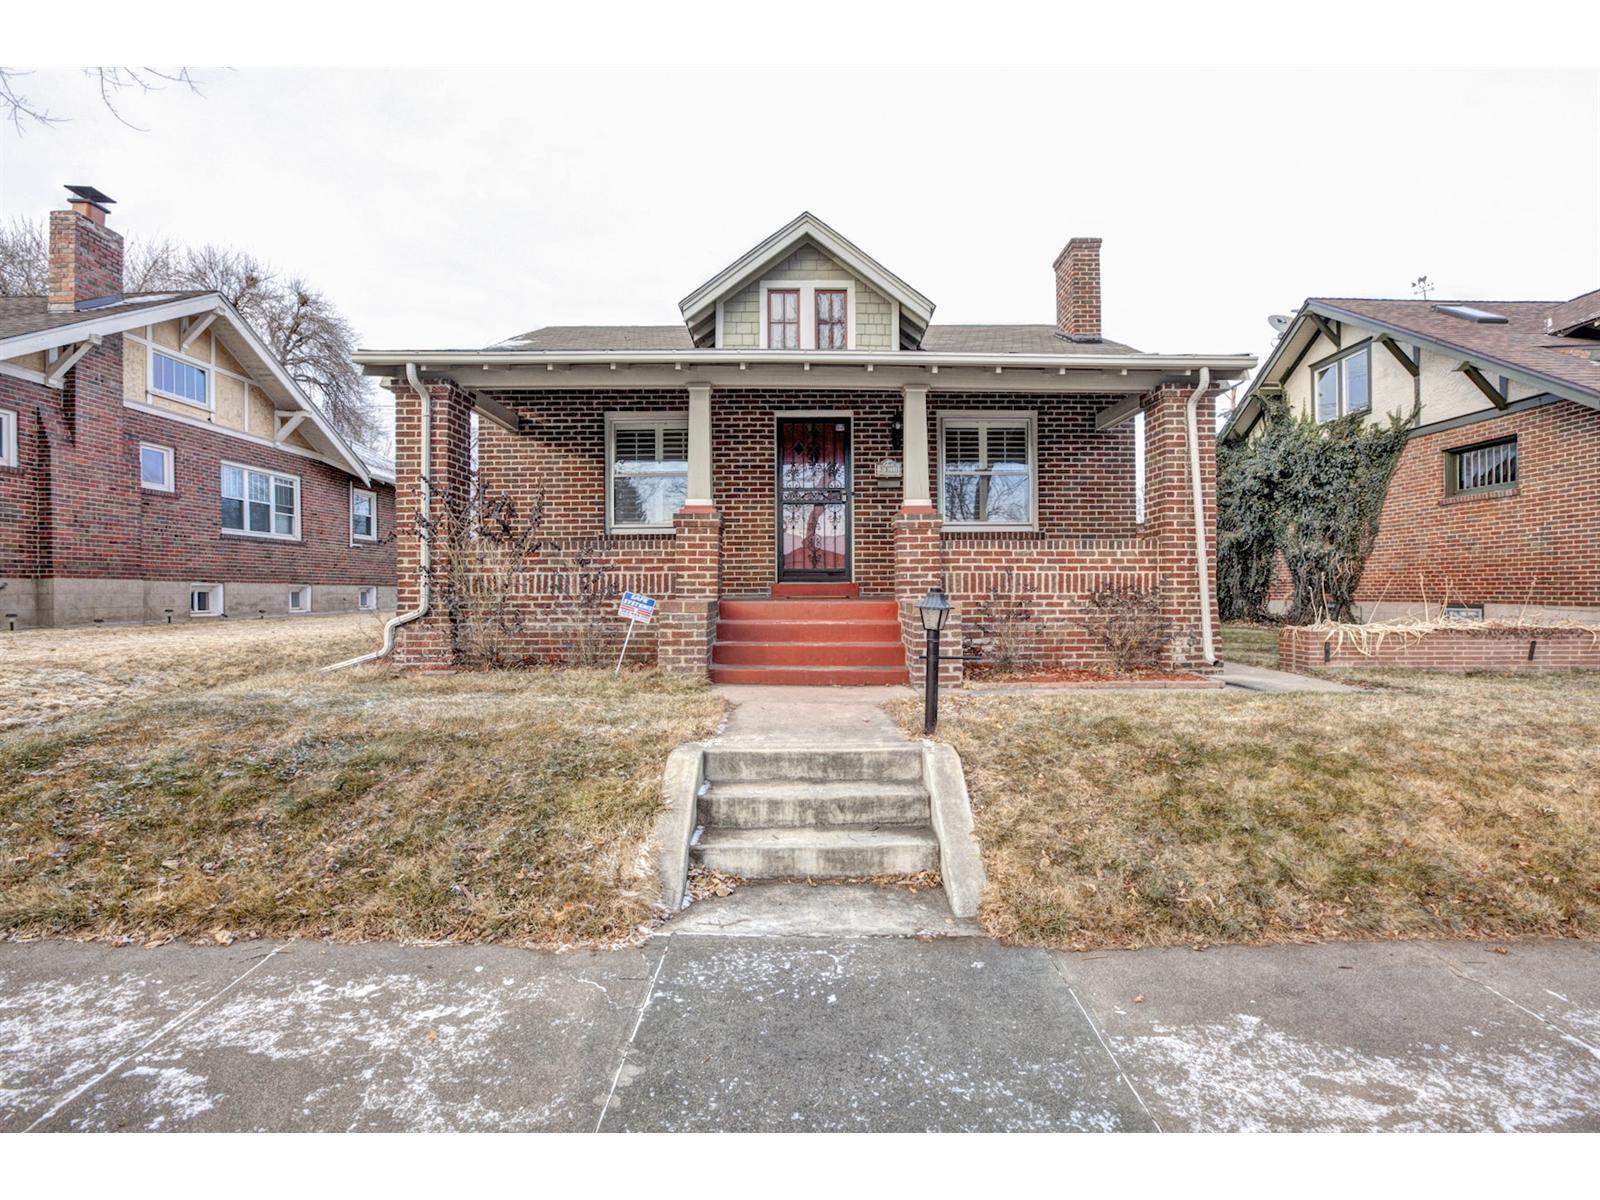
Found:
[139,442,175,492]
[351,486,378,541]
[148,343,213,411]
[936,410,1039,532]
[220,460,302,541]
[287,585,312,614]
[190,583,224,617]
[358,586,378,611]
[1311,342,1373,423]
[0,407,17,468]
[757,280,857,351]
[605,412,690,535]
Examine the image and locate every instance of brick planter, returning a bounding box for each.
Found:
[1279,624,1600,673]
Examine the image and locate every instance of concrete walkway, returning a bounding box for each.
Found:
[1223,661,1359,694]
[710,683,913,747]
[3,933,1595,1132]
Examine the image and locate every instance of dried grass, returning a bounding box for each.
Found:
[1308,614,1600,659]
[0,619,725,947]
[889,671,1600,950]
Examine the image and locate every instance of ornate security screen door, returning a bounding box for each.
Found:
[776,417,852,582]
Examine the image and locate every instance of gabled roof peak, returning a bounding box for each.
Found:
[677,212,935,348]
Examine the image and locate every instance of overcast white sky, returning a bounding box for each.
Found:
[2,69,1596,393]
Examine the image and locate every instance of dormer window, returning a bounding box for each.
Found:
[816,289,848,350]
[767,289,800,350]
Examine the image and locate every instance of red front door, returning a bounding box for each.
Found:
[776,417,852,582]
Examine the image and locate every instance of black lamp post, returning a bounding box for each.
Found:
[916,586,953,735]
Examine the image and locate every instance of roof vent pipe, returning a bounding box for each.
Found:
[323,363,433,671]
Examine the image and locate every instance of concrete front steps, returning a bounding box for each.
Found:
[658,744,987,918]
[690,747,939,879]
[711,596,908,686]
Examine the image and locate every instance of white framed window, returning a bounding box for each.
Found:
[150,349,210,409]
[358,586,377,611]
[190,584,224,616]
[938,413,1037,530]
[220,462,300,540]
[287,585,312,613]
[351,487,377,541]
[0,407,16,468]
[606,414,689,533]
[139,443,174,492]
[1312,344,1372,423]
[756,280,857,350]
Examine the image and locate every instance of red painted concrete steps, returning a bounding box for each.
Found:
[711,595,908,686]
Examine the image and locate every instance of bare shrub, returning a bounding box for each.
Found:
[1076,581,1172,674]
[419,477,544,668]
[967,572,1034,673]
[548,539,626,667]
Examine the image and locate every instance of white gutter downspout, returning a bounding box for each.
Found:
[324,363,432,672]
[1183,367,1218,665]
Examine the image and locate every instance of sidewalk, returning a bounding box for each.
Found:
[3,933,1595,1131]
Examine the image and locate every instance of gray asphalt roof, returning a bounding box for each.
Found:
[0,291,213,343]
[486,323,1141,355]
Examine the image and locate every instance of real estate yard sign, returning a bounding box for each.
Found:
[615,592,656,672]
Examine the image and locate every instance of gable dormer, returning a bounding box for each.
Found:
[678,212,935,351]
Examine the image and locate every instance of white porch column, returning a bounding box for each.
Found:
[901,384,932,508]
[686,383,713,506]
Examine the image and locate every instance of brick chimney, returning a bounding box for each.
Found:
[1053,236,1102,342]
[48,186,123,312]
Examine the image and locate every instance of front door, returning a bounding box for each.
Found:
[776,417,852,582]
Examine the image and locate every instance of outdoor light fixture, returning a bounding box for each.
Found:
[916,586,953,734]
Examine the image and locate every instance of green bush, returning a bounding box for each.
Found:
[1217,392,1415,623]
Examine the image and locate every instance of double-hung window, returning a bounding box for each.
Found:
[608,417,689,532]
[815,289,848,350]
[767,289,800,350]
[351,487,377,540]
[221,463,300,539]
[151,350,209,408]
[1312,344,1372,422]
[0,407,16,468]
[939,414,1035,529]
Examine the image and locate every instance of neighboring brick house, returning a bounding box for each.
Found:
[355,213,1254,683]
[1223,291,1600,622]
[0,187,395,628]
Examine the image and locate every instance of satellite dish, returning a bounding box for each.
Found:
[1267,314,1293,333]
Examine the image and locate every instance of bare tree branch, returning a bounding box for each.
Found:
[0,217,50,296]
[0,67,201,134]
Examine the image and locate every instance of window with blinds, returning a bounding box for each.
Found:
[609,417,689,531]
[1447,437,1517,496]
[939,415,1034,528]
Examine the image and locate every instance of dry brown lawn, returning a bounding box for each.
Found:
[0,617,724,946]
[890,671,1600,950]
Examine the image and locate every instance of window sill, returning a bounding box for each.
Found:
[221,529,303,544]
[141,484,175,494]
[149,389,212,412]
[609,526,676,537]
[1442,486,1519,505]
[941,524,1039,536]
[352,534,378,543]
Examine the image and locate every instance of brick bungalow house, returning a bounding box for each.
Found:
[1222,291,1600,622]
[354,213,1254,683]
[0,187,395,628]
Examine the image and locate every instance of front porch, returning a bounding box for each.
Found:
[386,375,1220,684]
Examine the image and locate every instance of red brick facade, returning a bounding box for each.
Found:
[388,380,1222,678]
[1355,400,1600,615]
[1280,623,1600,672]
[0,333,394,626]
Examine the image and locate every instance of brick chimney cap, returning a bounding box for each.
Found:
[65,185,116,212]
[1052,236,1102,269]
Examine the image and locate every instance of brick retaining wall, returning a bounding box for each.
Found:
[1279,623,1600,672]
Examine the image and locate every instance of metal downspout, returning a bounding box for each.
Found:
[323,363,433,672]
[1183,366,1218,665]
